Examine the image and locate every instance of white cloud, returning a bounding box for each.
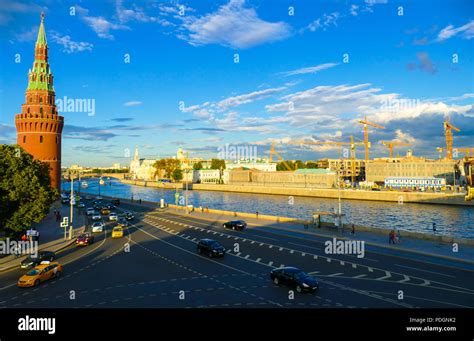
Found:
[82,15,129,39]
[124,101,142,107]
[305,12,340,32]
[280,62,339,76]
[49,31,93,53]
[15,26,38,42]
[437,20,474,41]
[216,87,286,110]
[350,5,359,16]
[115,0,174,27]
[178,0,292,49]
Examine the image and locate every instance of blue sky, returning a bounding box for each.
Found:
[0,0,473,167]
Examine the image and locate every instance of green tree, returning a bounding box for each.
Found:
[0,145,56,236]
[153,158,181,179]
[295,160,305,169]
[193,161,203,170]
[276,160,295,171]
[305,161,318,169]
[210,158,226,170]
[171,169,183,182]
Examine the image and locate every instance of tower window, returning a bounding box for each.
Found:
[56,136,59,144]
[40,108,43,114]
[39,97,43,103]
[23,136,26,143]
[27,108,30,114]
[29,97,32,103]
[40,136,44,143]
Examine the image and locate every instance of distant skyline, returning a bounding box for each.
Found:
[0,0,473,167]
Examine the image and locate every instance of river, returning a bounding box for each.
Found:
[62,177,474,239]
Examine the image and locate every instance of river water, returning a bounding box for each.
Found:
[62,178,474,239]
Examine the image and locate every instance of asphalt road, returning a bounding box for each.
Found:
[0,199,473,309]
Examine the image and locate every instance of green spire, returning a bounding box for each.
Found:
[26,12,54,92]
[36,12,47,46]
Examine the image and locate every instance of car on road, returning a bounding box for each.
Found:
[101,208,110,215]
[77,201,86,208]
[86,207,95,215]
[109,212,118,221]
[106,204,116,210]
[76,232,94,246]
[91,222,105,233]
[61,197,69,204]
[125,212,135,221]
[20,251,56,269]
[197,239,226,257]
[18,261,63,287]
[223,220,247,231]
[270,267,319,293]
[91,212,102,221]
[111,226,124,238]
[118,218,130,227]
[112,199,120,206]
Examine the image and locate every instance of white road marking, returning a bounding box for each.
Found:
[395,264,456,278]
[376,271,392,281]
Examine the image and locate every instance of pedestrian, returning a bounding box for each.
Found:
[351,224,355,235]
[21,233,27,241]
[256,211,259,219]
[389,230,395,244]
[396,229,401,243]
[201,206,204,213]
[432,222,437,232]
[139,199,142,204]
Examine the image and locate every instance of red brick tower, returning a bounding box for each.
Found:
[15,13,64,190]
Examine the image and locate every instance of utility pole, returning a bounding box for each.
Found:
[185,169,189,214]
[69,172,74,240]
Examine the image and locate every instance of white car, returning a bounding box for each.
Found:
[86,208,95,215]
[91,222,104,233]
[91,213,102,221]
[109,212,118,221]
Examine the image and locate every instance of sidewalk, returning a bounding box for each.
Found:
[162,207,474,269]
[0,201,86,272]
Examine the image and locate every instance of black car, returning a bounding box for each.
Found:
[20,251,56,269]
[223,220,247,231]
[118,218,130,227]
[197,239,226,257]
[125,213,135,221]
[112,199,120,206]
[270,267,319,293]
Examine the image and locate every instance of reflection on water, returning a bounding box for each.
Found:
[63,178,474,239]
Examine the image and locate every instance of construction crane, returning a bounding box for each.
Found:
[288,136,364,183]
[437,147,474,158]
[358,115,385,161]
[444,119,460,160]
[380,141,412,158]
[269,142,293,171]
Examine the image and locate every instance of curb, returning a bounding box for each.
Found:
[163,209,474,267]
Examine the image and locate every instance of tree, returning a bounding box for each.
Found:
[276,160,295,171]
[171,169,183,182]
[193,162,203,170]
[306,161,318,169]
[153,158,181,179]
[0,145,57,236]
[295,160,305,170]
[210,158,226,170]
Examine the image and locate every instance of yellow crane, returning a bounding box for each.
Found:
[358,115,385,161]
[269,142,293,171]
[444,119,460,160]
[288,135,364,183]
[437,147,474,158]
[381,141,412,158]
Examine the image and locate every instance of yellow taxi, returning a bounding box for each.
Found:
[111,226,124,238]
[17,261,62,288]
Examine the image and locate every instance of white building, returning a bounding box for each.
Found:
[129,147,157,181]
[183,169,226,184]
[225,160,277,172]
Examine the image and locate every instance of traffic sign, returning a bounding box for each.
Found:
[62,217,69,225]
